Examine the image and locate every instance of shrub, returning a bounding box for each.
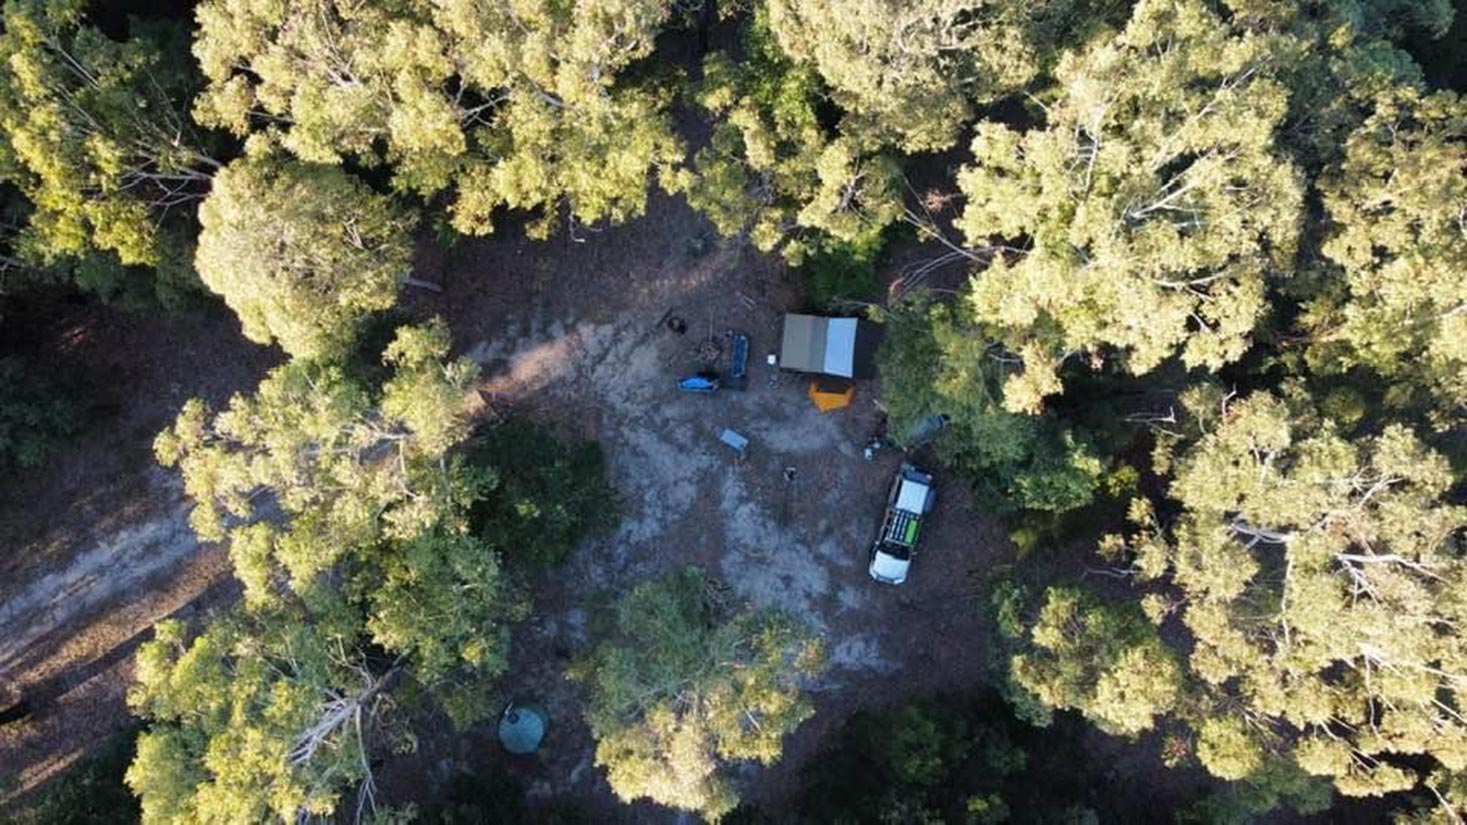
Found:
[465,419,619,569]
[0,356,85,473]
[797,231,887,310]
[11,727,139,825]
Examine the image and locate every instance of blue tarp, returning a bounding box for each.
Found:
[678,374,719,392]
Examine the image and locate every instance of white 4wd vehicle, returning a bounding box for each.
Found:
[868,463,936,585]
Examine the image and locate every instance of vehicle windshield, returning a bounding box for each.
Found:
[877,542,912,560]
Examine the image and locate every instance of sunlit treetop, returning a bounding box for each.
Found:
[573,567,826,820]
[192,0,683,238]
[1305,87,1467,426]
[193,146,416,359]
[683,6,903,262]
[765,0,1048,153]
[955,0,1305,412]
[0,0,219,302]
[1114,390,1467,797]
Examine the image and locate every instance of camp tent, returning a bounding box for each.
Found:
[498,701,549,754]
[779,314,881,379]
[808,377,855,412]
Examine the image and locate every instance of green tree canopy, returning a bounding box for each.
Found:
[154,320,478,574]
[463,417,619,570]
[154,322,521,716]
[1113,390,1467,798]
[879,296,1104,516]
[0,354,83,473]
[193,149,415,359]
[684,7,902,261]
[1392,768,1467,823]
[126,611,398,824]
[134,322,548,820]
[956,0,1305,412]
[1010,586,1183,737]
[1305,87,1467,425]
[1217,0,1456,42]
[796,696,1033,824]
[192,0,682,238]
[0,0,218,303]
[572,567,826,820]
[765,0,1086,153]
[1341,0,1457,42]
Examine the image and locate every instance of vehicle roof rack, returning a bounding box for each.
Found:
[884,509,920,547]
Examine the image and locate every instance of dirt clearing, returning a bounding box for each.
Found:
[391,194,1010,816]
[1,194,1009,817]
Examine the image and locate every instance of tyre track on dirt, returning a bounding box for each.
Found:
[0,468,234,802]
[0,474,199,679]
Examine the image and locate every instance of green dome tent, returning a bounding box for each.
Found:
[497,701,549,755]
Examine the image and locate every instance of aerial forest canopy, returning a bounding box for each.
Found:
[1,0,1466,820]
[957,0,1306,412]
[191,0,684,238]
[0,0,217,306]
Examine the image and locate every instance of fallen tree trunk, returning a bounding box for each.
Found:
[399,275,443,293]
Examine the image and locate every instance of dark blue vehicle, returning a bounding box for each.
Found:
[726,330,750,390]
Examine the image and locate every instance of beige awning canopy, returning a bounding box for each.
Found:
[779,314,880,379]
[779,314,827,374]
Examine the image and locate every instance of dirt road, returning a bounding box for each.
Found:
[0,468,235,798]
[0,300,269,802]
[0,472,192,674]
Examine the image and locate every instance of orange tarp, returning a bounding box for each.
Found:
[808,378,855,413]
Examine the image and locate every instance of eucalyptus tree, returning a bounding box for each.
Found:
[684,8,902,262]
[686,0,1124,261]
[1010,586,1183,737]
[154,320,478,568]
[136,321,525,821]
[0,0,219,302]
[572,567,826,819]
[1392,769,1467,823]
[955,0,1305,413]
[156,320,523,715]
[1306,87,1467,426]
[877,296,1104,516]
[192,0,682,238]
[193,149,416,359]
[155,322,519,709]
[1109,390,1467,798]
[764,0,1077,152]
[126,610,406,824]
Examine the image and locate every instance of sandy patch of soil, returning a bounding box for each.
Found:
[0,480,233,799]
[384,193,1009,818]
[0,474,193,674]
